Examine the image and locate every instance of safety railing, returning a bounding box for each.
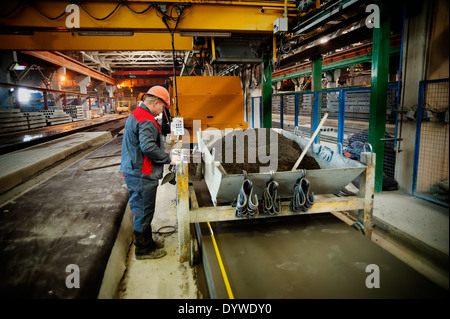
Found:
[413,78,449,207]
[245,84,398,180]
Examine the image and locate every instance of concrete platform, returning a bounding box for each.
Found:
[0,136,129,298]
[0,131,113,195]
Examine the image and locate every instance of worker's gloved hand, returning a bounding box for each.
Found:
[320,146,334,162]
[313,144,334,162]
[170,154,181,166]
[312,143,322,155]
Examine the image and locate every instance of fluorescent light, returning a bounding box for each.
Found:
[179,31,232,37]
[77,30,134,36]
[13,64,27,71]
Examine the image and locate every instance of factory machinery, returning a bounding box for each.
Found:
[167,76,447,299]
[175,128,375,263]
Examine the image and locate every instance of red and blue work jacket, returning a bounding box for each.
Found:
[120,102,171,179]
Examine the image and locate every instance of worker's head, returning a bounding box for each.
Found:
[138,91,146,102]
[144,85,170,108]
[143,94,167,116]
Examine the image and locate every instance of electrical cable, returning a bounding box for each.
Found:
[0,0,26,18]
[29,2,66,20]
[153,225,177,236]
[122,2,155,15]
[161,6,183,117]
[79,2,122,21]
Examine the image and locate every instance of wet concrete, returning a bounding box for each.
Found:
[201,214,448,299]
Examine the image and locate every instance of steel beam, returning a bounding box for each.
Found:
[0,1,294,32]
[0,32,194,51]
[369,0,391,193]
[23,51,114,85]
[312,55,322,142]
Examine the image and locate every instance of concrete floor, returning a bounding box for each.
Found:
[117,165,449,298]
[116,179,199,299]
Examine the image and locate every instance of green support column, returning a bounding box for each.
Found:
[369,0,391,193]
[262,59,272,128]
[312,55,323,92]
[312,55,323,141]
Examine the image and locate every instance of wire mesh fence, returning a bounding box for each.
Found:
[413,78,449,206]
[270,85,398,180]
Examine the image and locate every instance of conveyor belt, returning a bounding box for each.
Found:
[198,214,448,299]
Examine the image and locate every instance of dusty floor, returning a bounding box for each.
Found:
[116,177,200,299]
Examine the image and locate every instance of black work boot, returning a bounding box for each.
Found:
[143,225,164,249]
[134,231,166,260]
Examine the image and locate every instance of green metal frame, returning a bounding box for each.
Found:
[272,47,400,83]
[369,0,392,193]
[262,59,272,128]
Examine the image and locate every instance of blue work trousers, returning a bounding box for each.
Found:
[124,174,159,233]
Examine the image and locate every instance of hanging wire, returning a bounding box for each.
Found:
[161,6,184,117]
[122,2,155,15]
[79,2,122,21]
[0,0,26,18]
[29,2,67,20]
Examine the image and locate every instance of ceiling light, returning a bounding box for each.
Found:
[77,30,134,36]
[179,31,232,37]
[13,64,27,71]
[320,37,329,44]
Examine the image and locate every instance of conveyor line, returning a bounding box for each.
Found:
[197,214,448,299]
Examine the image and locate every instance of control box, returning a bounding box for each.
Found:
[171,117,184,136]
[273,17,288,34]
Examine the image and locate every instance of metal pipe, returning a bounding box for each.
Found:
[394,3,406,148]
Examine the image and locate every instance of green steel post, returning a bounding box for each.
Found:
[312,55,323,140]
[369,0,391,193]
[262,59,272,128]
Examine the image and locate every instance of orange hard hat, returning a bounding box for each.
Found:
[145,85,170,108]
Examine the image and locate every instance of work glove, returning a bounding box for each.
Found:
[313,144,334,162]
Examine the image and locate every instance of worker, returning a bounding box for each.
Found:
[120,85,179,260]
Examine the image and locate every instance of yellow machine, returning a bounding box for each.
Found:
[116,100,130,114]
[169,76,248,144]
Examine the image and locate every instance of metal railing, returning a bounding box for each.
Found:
[245,85,398,180]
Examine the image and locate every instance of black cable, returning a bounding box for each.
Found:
[79,1,122,21]
[122,2,155,15]
[162,7,183,117]
[0,0,26,18]
[153,225,176,236]
[29,2,66,20]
